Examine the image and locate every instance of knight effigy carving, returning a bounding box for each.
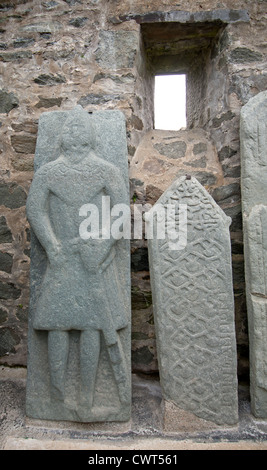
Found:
[26,106,131,422]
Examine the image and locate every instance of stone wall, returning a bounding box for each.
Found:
[0,0,266,382]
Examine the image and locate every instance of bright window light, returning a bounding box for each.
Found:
[154,74,187,131]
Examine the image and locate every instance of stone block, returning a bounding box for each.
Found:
[0,327,20,357]
[193,142,207,155]
[69,17,88,28]
[0,51,32,62]
[229,47,263,64]
[0,216,12,243]
[0,183,27,209]
[0,281,21,300]
[26,106,131,423]
[33,74,66,86]
[0,89,19,114]
[95,31,139,70]
[13,37,35,48]
[11,154,34,172]
[145,176,238,425]
[0,251,13,273]
[35,96,63,109]
[20,22,61,33]
[176,170,217,186]
[223,204,242,232]
[11,134,37,154]
[240,92,267,418]
[0,307,8,324]
[77,93,121,108]
[211,183,240,204]
[118,9,250,25]
[240,95,267,407]
[154,141,187,159]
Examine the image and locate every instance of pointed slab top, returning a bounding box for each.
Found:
[145,175,231,227]
[240,90,267,215]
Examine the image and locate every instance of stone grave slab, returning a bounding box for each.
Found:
[145,175,238,425]
[240,91,267,418]
[26,106,131,422]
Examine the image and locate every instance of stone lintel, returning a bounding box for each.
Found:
[117,9,250,25]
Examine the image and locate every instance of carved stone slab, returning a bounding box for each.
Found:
[26,106,131,422]
[240,91,267,418]
[146,176,238,425]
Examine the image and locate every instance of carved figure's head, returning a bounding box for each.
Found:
[61,106,96,155]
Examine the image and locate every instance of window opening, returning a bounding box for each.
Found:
[154,74,186,131]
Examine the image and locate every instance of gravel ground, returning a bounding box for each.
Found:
[1,366,267,451]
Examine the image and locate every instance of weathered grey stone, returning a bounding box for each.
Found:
[35,96,63,109]
[0,281,21,300]
[223,205,242,232]
[42,48,75,61]
[64,0,82,4]
[130,178,143,187]
[240,90,267,418]
[117,9,250,25]
[16,306,28,323]
[229,47,263,64]
[26,106,131,423]
[211,183,240,204]
[129,143,137,155]
[20,22,61,33]
[154,141,187,159]
[185,156,206,168]
[222,163,241,179]
[0,216,12,243]
[0,307,8,324]
[218,146,237,162]
[230,72,267,106]
[0,182,27,209]
[0,51,32,62]
[212,110,235,128]
[0,327,20,356]
[0,89,19,114]
[132,346,154,366]
[0,252,13,273]
[176,170,217,187]
[131,285,152,311]
[24,248,30,258]
[193,142,207,155]
[93,72,135,84]
[33,74,66,86]
[145,176,238,425]
[69,17,88,28]
[77,93,121,107]
[95,31,138,70]
[13,37,35,48]
[42,1,59,9]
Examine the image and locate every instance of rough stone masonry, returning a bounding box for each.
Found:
[0,0,266,393]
